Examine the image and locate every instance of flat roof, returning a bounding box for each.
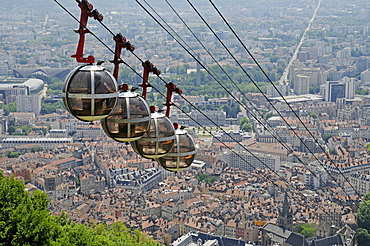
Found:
[269,94,324,103]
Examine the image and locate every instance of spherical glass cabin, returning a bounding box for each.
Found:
[62,64,118,122]
[156,126,197,172]
[101,87,151,142]
[131,110,176,159]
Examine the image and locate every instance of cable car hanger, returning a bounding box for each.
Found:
[140,60,161,101]
[71,0,103,64]
[112,33,135,80]
[62,0,119,122]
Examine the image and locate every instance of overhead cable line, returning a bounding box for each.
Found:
[54,0,350,222]
[184,0,361,204]
[206,0,361,199]
[135,0,358,207]
[128,0,347,222]
[161,0,335,196]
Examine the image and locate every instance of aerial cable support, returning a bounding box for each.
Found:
[71,0,103,63]
[112,33,135,80]
[140,60,161,100]
[62,0,118,122]
[164,82,182,118]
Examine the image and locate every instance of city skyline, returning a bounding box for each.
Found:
[1,0,370,245]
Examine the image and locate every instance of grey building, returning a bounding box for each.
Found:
[261,223,308,246]
[220,149,281,172]
[171,232,246,246]
[188,110,226,126]
[110,167,162,192]
[0,137,73,150]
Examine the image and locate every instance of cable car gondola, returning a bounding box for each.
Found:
[131,106,176,159]
[62,64,118,122]
[101,84,151,142]
[156,123,197,172]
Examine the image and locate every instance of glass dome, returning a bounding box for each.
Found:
[62,64,118,122]
[131,111,175,159]
[156,127,197,172]
[101,89,151,142]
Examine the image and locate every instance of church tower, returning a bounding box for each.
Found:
[278,193,293,231]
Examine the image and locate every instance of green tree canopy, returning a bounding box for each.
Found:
[196,173,217,185]
[356,192,370,245]
[0,173,56,245]
[41,100,65,115]
[322,133,333,143]
[0,103,16,116]
[357,199,370,231]
[0,173,161,246]
[297,223,316,238]
[356,228,370,246]
[239,116,252,132]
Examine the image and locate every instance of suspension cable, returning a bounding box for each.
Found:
[183,0,361,203]
[134,0,359,207]
[54,0,357,220]
[205,0,361,200]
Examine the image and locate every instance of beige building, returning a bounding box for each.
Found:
[16,94,41,116]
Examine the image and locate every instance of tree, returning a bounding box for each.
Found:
[265,112,274,120]
[356,228,370,246]
[366,143,370,153]
[357,89,369,95]
[41,100,65,115]
[239,117,252,132]
[322,133,333,143]
[364,193,370,201]
[21,125,32,135]
[0,174,57,245]
[7,151,21,158]
[297,223,316,238]
[309,86,319,94]
[196,173,217,185]
[357,200,370,231]
[0,103,17,116]
[0,173,161,245]
[356,192,370,245]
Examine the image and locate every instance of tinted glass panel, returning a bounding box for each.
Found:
[68,98,91,116]
[130,97,149,119]
[157,118,174,138]
[69,71,91,94]
[178,134,196,153]
[94,71,116,94]
[145,119,157,138]
[133,121,150,137]
[94,98,116,116]
[157,139,174,154]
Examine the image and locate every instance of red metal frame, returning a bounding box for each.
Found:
[113,33,135,80]
[165,82,182,117]
[71,0,103,63]
[141,60,161,100]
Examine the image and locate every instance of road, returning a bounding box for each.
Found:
[279,0,322,88]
